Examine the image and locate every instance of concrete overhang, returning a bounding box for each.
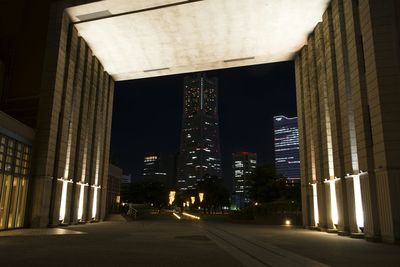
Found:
[66,0,330,81]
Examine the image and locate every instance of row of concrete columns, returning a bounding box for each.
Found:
[30,5,114,227]
[295,0,400,243]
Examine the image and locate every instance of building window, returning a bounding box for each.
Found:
[0,134,31,230]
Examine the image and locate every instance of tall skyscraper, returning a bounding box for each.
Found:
[177,73,221,191]
[142,153,177,187]
[233,152,257,209]
[273,115,300,183]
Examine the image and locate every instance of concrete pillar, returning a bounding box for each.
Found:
[358,172,380,240]
[359,0,400,243]
[85,56,99,221]
[294,53,311,227]
[100,78,114,221]
[324,181,334,230]
[332,0,362,234]
[315,21,341,231]
[69,38,90,224]
[94,70,107,221]
[86,59,104,221]
[342,0,380,240]
[322,7,350,232]
[345,176,359,234]
[314,23,330,182]
[30,8,71,228]
[300,46,317,227]
[307,34,328,230]
[335,178,349,235]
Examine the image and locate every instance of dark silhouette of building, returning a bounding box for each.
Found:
[142,153,177,187]
[107,164,122,213]
[120,174,132,203]
[273,116,300,183]
[232,152,257,209]
[177,73,221,191]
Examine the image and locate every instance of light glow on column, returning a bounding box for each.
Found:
[59,122,73,222]
[92,143,101,220]
[58,178,73,222]
[59,181,69,221]
[328,179,339,226]
[92,186,99,220]
[77,182,88,221]
[312,183,319,226]
[77,185,84,221]
[78,137,89,221]
[353,175,364,229]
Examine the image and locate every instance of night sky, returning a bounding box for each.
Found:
[111,61,297,190]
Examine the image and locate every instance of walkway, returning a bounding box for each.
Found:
[0,214,399,266]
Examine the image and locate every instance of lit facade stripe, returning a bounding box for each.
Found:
[353,175,364,229]
[312,183,319,226]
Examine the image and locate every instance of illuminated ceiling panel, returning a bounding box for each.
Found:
[66,0,330,81]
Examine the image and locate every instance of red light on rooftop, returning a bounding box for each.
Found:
[240,152,255,155]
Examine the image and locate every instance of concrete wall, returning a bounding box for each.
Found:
[0,0,112,228]
[295,0,400,243]
[29,0,114,227]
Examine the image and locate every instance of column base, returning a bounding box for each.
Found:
[350,232,365,239]
[327,228,338,234]
[338,231,350,236]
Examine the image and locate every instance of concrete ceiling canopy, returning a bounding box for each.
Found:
[66,0,330,81]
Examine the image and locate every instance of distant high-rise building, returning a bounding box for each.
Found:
[107,164,123,213]
[142,153,177,187]
[121,174,132,184]
[177,73,222,191]
[232,152,257,209]
[273,115,300,183]
[120,174,132,203]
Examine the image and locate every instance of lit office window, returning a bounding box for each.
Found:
[0,134,31,230]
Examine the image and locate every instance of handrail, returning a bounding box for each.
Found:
[127,206,138,219]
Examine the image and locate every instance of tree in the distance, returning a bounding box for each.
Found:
[197,175,230,214]
[246,163,288,203]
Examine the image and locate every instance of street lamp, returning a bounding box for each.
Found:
[169,191,176,205]
[199,192,204,203]
[190,196,195,204]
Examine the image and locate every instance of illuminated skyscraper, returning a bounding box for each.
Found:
[142,153,177,187]
[177,73,221,191]
[273,115,300,183]
[233,152,257,209]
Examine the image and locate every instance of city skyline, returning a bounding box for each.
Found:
[1,1,400,262]
[111,62,297,189]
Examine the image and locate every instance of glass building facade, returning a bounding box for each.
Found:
[273,116,300,183]
[177,73,221,191]
[232,152,257,209]
[0,133,31,230]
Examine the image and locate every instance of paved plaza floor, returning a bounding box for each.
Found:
[0,214,399,267]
